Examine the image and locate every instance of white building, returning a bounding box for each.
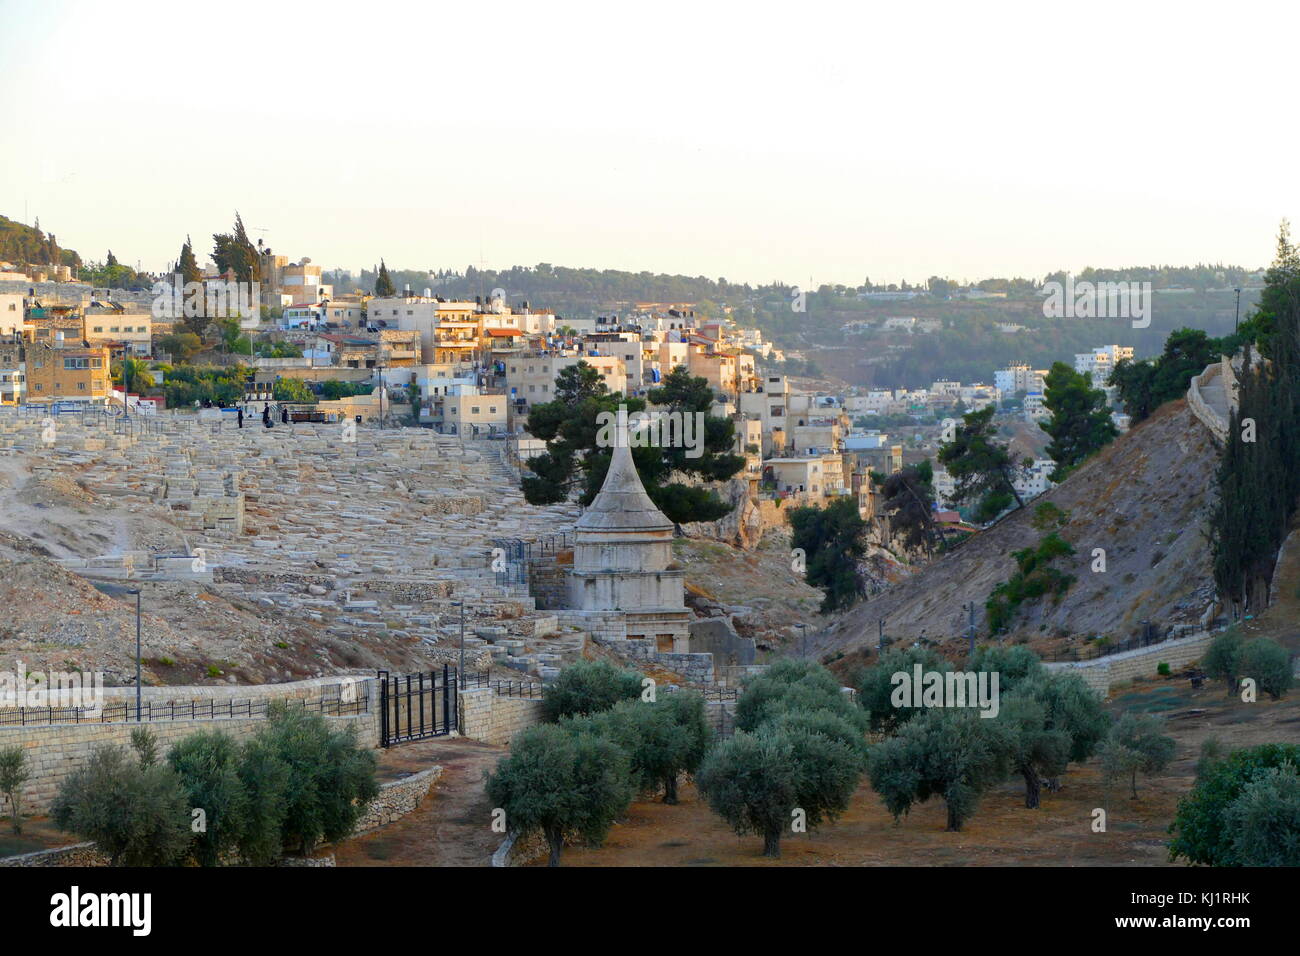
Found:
[1073,345,1135,384]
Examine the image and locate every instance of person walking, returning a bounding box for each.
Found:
[237,406,244,429]
[262,403,271,428]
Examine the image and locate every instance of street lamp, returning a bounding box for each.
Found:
[451,600,466,687]
[127,588,142,720]
[1233,287,1242,333]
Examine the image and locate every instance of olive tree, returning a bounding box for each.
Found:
[868,708,1012,832]
[1099,712,1175,799]
[51,744,192,866]
[0,746,31,835]
[168,731,249,866]
[485,723,633,866]
[542,659,643,721]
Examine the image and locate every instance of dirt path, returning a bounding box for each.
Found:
[335,737,506,867]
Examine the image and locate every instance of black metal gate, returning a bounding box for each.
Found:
[377,666,457,747]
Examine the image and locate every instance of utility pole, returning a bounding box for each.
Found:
[965,602,977,656]
[1233,287,1242,333]
[878,618,885,654]
[797,622,808,658]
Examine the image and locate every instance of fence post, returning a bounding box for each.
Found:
[443,664,452,731]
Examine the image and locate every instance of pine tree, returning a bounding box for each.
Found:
[1042,361,1118,482]
[374,259,396,297]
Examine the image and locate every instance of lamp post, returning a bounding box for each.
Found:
[452,600,466,688]
[127,588,142,720]
[1233,287,1242,333]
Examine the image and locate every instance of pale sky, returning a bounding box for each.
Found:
[1,0,1295,286]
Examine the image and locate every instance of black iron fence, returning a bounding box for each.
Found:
[1049,622,1170,662]
[0,692,368,727]
[491,533,572,590]
[460,671,545,699]
[378,666,457,747]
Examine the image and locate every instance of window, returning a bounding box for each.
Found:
[64,357,90,370]
[471,407,480,415]
[92,326,103,333]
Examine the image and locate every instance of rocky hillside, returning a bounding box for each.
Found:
[816,398,1220,660]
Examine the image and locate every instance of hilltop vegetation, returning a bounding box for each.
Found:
[0,214,79,269]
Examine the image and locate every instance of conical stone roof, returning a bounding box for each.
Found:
[574,437,674,534]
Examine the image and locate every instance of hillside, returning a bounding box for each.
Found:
[0,214,79,269]
[816,398,1220,661]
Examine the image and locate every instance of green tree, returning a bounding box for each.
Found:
[374,259,396,297]
[999,670,1107,808]
[875,460,941,557]
[0,746,31,834]
[697,722,861,857]
[1219,763,1300,866]
[1202,628,1245,692]
[789,497,868,613]
[856,646,952,734]
[168,731,249,867]
[541,659,643,722]
[50,744,192,866]
[1041,361,1117,481]
[1169,743,1300,866]
[522,363,743,524]
[234,735,290,866]
[272,377,315,404]
[1239,636,1293,700]
[1099,712,1175,799]
[867,708,1012,832]
[937,405,1026,523]
[251,703,378,855]
[484,723,633,866]
[157,332,203,362]
[586,693,710,804]
[736,658,864,733]
[211,212,261,285]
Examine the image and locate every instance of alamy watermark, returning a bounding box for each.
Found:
[595,403,705,459]
[1041,274,1151,328]
[890,665,1000,718]
[0,660,105,714]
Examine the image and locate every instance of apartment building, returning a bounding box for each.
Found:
[995,363,1048,398]
[84,302,151,357]
[0,368,24,404]
[24,339,111,404]
[505,352,626,412]
[1073,345,1135,384]
[0,293,21,335]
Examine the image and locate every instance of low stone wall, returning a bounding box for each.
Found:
[458,686,545,746]
[1046,631,1215,696]
[353,766,443,833]
[0,842,108,868]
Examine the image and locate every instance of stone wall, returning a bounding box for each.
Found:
[352,766,443,833]
[0,677,380,813]
[1046,631,1215,697]
[457,686,545,746]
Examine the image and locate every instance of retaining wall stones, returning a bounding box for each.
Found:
[352,766,443,833]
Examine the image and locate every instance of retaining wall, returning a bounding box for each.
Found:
[1046,631,1214,696]
[457,686,545,746]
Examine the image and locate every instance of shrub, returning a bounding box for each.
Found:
[1202,628,1244,691]
[484,723,633,866]
[1239,637,1293,700]
[542,660,643,722]
[1169,743,1300,865]
[1157,661,1171,677]
[50,745,191,866]
[967,644,1044,692]
[1221,763,1300,865]
[0,746,31,834]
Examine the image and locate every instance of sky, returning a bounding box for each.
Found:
[1,0,1297,287]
